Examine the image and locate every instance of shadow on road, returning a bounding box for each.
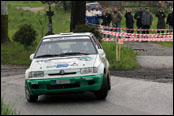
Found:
[34,92,107,104]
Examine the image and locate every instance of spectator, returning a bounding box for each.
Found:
[101,8,111,38]
[112,7,122,33]
[141,7,153,34]
[134,7,143,34]
[93,5,102,25]
[86,6,94,25]
[166,8,173,32]
[125,8,134,33]
[155,8,166,33]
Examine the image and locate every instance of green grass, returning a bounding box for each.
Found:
[153,42,173,48]
[101,41,140,70]
[8,1,70,42]
[1,42,36,65]
[8,1,47,8]
[1,97,20,115]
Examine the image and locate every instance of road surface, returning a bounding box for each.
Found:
[1,73,173,115]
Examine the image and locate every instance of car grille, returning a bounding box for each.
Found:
[47,82,80,90]
[48,72,76,76]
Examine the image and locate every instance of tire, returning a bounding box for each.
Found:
[108,73,111,91]
[25,83,38,102]
[94,74,108,100]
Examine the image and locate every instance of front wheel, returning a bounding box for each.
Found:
[94,75,108,100]
[25,83,38,102]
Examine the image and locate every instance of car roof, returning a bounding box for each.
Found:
[86,2,100,5]
[42,32,93,40]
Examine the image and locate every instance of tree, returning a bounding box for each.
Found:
[70,1,86,32]
[1,1,9,43]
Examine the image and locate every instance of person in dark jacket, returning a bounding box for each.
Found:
[166,8,173,32]
[134,7,143,33]
[141,7,153,34]
[155,8,166,33]
[125,8,134,33]
[102,8,111,38]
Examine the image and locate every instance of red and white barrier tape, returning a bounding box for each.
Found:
[100,25,173,32]
[100,30,173,38]
[103,38,173,42]
[87,23,173,32]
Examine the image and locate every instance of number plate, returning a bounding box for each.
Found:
[55,79,70,84]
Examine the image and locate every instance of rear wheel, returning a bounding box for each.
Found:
[25,83,38,102]
[94,74,108,100]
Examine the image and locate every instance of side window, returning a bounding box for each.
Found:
[93,36,102,49]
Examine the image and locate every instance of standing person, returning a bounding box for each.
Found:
[155,8,166,33]
[166,8,173,32]
[125,8,134,33]
[86,6,94,25]
[141,7,153,34]
[112,7,122,33]
[101,8,111,38]
[134,7,143,34]
[93,5,102,25]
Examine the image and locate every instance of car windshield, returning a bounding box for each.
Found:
[86,3,101,10]
[35,36,97,58]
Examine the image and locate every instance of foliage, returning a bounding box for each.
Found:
[73,24,103,42]
[8,2,70,43]
[1,42,36,65]
[101,41,140,70]
[153,42,173,48]
[1,97,20,115]
[12,24,37,49]
[55,1,71,11]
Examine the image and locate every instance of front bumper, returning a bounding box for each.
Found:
[26,74,104,95]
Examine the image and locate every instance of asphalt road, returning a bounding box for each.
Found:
[1,74,173,115]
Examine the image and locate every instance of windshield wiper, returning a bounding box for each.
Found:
[35,52,89,58]
[59,52,89,56]
[35,54,62,58]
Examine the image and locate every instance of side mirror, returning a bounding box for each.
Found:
[30,54,34,60]
[98,49,104,56]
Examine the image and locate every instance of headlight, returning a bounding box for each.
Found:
[80,67,98,74]
[29,71,44,78]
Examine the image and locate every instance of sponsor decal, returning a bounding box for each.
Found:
[79,55,93,61]
[46,65,57,68]
[56,64,68,68]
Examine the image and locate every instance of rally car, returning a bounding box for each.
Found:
[25,32,111,102]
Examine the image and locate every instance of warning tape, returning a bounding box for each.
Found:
[100,25,173,32]
[103,38,173,42]
[100,30,173,38]
[87,23,173,32]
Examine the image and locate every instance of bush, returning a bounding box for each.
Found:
[73,24,103,42]
[12,24,37,49]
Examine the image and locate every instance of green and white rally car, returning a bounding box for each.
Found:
[25,32,111,102]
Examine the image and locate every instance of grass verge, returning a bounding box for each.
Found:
[152,42,173,48]
[1,42,35,65]
[1,97,20,115]
[101,41,140,70]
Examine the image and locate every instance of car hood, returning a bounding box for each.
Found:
[30,55,98,71]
